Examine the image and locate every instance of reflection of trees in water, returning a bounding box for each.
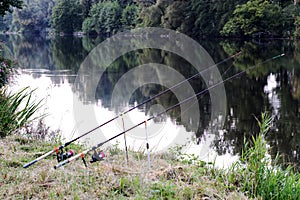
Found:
[267,71,300,165]
[51,36,88,71]
[93,48,210,134]
[8,35,55,70]
[82,36,102,52]
[292,74,300,101]
[221,40,300,166]
[6,35,90,92]
[6,35,300,165]
[214,75,267,156]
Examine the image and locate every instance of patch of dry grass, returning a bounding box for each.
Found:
[0,135,250,199]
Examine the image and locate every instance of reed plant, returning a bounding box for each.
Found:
[0,53,14,87]
[229,112,300,199]
[0,87,43,138]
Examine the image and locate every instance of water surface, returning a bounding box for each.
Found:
[1,34,299,167]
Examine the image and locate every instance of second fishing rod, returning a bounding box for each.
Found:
[54,53,285,169]
[23,51,241,169]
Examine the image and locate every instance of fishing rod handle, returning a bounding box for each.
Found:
[54,159,69,169]
[54,150,88,169]
[23,160,38,169]
[23,149,55,168]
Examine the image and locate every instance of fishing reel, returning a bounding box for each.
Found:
[90,150,105,163]
[79,150,105,167]
[56,148,74,162]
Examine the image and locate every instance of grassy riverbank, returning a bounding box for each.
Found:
[0,115,299,199]
[0,133,249,199]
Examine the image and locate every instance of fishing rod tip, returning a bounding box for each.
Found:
[231,51,242,58]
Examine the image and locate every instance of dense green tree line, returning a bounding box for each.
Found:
[138,0,300,38]
[0,0,23,17]
[51,0,83,34]
[2,0,300,38]
[0,0,55,34]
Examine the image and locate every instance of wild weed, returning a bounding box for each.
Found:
[230,112,300,199]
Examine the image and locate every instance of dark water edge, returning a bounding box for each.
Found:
[1,34,299,167]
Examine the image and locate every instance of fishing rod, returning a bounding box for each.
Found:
[22,51,241,169]
[54,53,285,169]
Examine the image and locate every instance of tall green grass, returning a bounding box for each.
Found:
[0,87,42,138]
[229,112,300,199]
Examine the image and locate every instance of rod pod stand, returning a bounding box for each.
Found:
[144,120,151,171]
[121,113,129,164]
[81,153,87,167]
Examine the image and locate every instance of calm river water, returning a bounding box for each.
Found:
[1,34,299,167]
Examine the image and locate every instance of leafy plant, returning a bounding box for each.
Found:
[0,87,43,138]
[150,181,176,199]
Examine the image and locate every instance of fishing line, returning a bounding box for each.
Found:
[163,53,285,118]
[54,53,284,169]
[179,53,285,120]
[23,51,241,168]
[220,61,235,78]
